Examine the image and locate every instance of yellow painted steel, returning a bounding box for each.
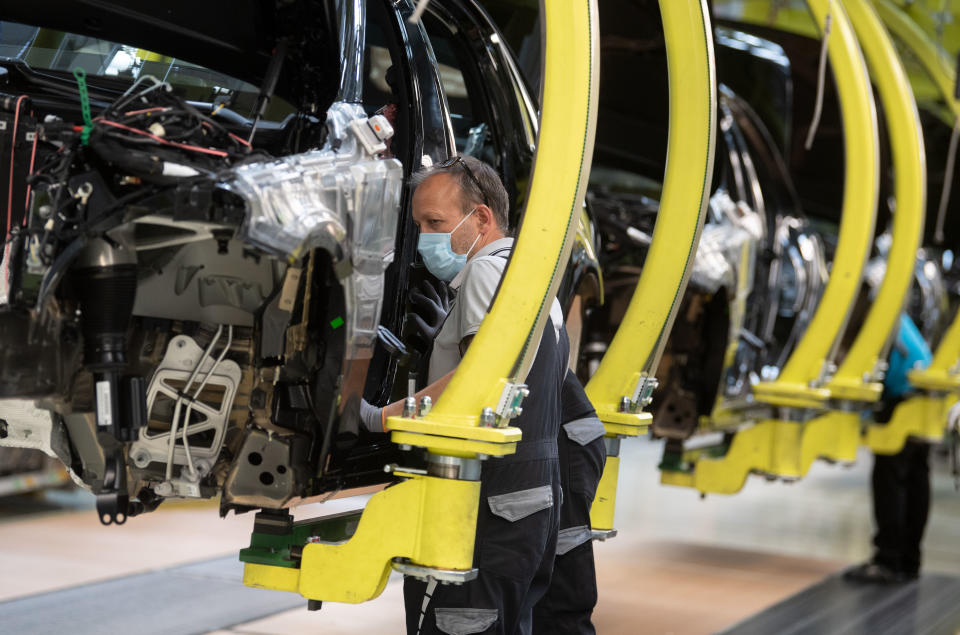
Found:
[875,0,960,394]
[243,474,479,603]
[875,0,960,121]
[713,1,820,38]
[387,0,599,450]
[713,0,821,39]
[826,0,926,402]
[864,393,952,454]
[242,1,601,605]
[589,455,620,530]
[584,0,716,429]
[584,0,715,529]
[753,0,880,408]
[660,413,860,494]
[664,0,889,494]
[888,0,960,55]
[910,322,960,391]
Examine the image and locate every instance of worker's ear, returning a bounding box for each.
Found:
[474,204,496,232]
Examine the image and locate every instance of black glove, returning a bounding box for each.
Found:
[408,279,451,345]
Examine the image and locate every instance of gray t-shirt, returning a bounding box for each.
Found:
[428,237,564,383]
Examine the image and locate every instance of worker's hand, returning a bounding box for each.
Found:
[407,279,451,346]
[359,398,385,433]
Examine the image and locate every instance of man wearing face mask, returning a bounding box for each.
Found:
[360,155,568,635]
[360,155,525,429]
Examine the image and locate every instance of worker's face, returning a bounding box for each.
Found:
[412,172,481,255]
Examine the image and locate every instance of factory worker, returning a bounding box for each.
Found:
[533,369,606,634]
[361,155,567,634]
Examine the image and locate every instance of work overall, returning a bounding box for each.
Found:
[404,322,567,635]
[872,315,933,577]
[533,370,606,635]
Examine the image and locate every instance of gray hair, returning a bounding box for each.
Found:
[410,155,510,231]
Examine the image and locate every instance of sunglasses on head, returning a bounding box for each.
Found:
[437,155,490,207]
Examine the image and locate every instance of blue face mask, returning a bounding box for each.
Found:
[417,209,481,281]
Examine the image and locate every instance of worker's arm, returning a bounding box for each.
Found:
[381,368,455,422]
[363,334,472,432]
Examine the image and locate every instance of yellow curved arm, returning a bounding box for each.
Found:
[875,0,960,390]
[389,0,599,441]
[754,0,880,408]
[584,0,716,425]
[909,311,960,390]
[826,0,926,403]
[890,0,960,65]
[874,0,960,119]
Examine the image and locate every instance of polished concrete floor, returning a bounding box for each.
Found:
[1,438,958,634]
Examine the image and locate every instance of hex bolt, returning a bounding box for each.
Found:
[418,396,432,417]
[619,396,633,413]
[132,450,150,468]
[402,396,417,418]
[479,407,496,427]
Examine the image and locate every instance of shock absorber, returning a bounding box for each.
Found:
[75,236,145,442]
[74,236,145,525]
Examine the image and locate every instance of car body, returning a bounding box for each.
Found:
[0,0,600,520]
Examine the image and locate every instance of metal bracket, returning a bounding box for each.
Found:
[130,334,241,484]
[591,528,618,541]
[392,558,478,585]
[96,451,129,526]
[630,375,659,410]
[494,382,529,426]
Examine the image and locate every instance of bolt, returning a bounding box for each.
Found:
[418,396,432,417]
[512,407,523,418]
[619,396,632,413]
[480,407,496,427]
[402,397,417,418]
[132,450,150,468]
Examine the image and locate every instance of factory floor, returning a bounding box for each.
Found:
[2,438,959,635]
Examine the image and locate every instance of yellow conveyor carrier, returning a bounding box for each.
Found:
[864,0,960,454]
[241,0,599,603]
[585,0,716,534]
[663,0,896,494]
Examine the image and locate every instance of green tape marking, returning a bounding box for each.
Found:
[330,316,344,329]
[72,67,93,146]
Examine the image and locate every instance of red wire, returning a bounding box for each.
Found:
[6,95,27,242]
[97,119,229,157]
[23,131,39,218]
[228,132,252,148]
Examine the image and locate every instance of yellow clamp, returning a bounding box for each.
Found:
[244,472,479,603]
[665,0,879,495]
[826,0,926,403]
[585,0,716,527]
[242,0,600,605]
[661,412,860,494]
[753,0,880,408]
[864,393,953,454]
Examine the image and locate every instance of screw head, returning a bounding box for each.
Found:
[480,407,496,427]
